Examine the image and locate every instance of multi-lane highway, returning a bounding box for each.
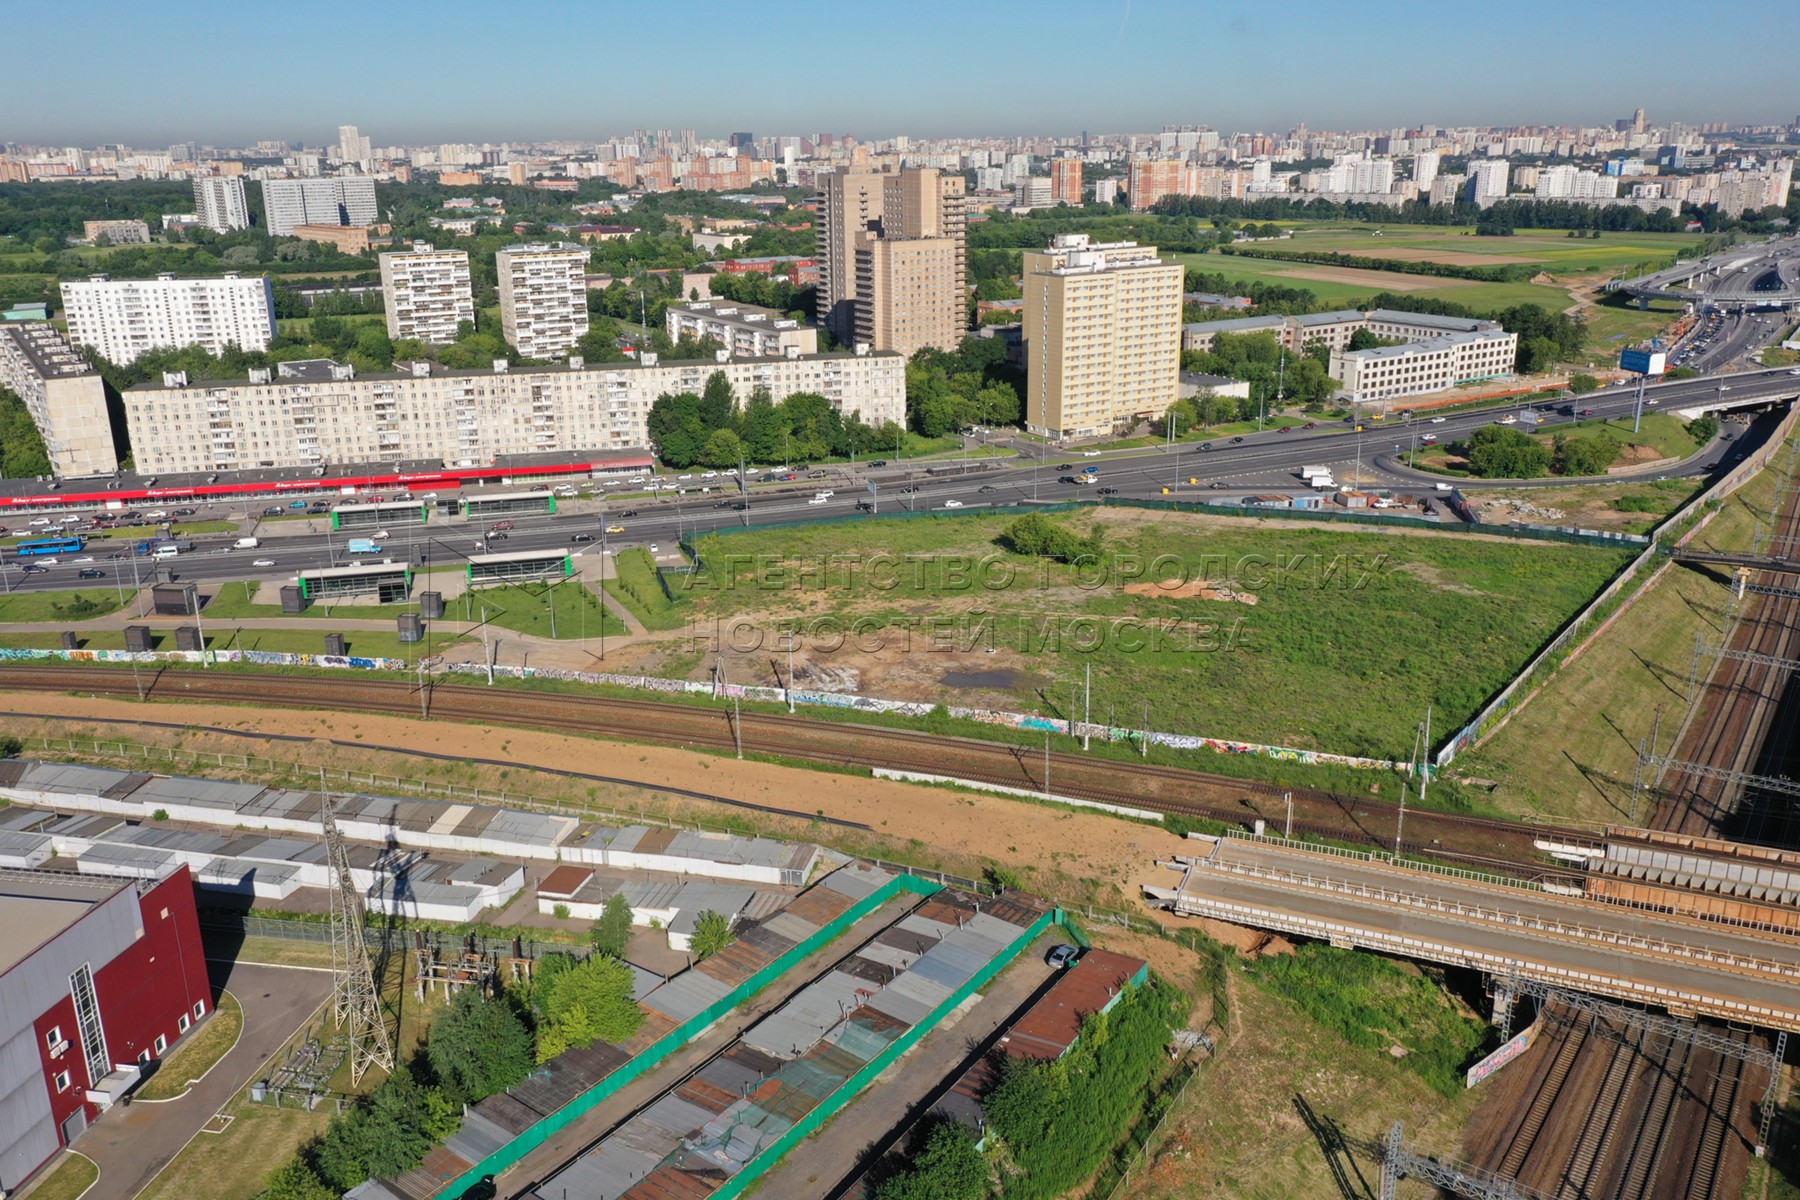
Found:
[1617,235,1800,310]
[4,367,1799,598]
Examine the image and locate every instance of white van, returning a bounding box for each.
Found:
[152,544,181,559]
[234,537,260,550]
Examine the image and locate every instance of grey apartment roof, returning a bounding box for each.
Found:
[1366,308,1499,334]
[1180,371,1241,389]
[0,323,96,378]
[1184,315,1288,335]
[1294,309,1368,326]
[1341,330,1509,361]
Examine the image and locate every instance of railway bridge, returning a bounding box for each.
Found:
[1144,834,1800,1032]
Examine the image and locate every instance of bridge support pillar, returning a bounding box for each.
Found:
[1491,978,1516,1040]
[1638,296,1649,310]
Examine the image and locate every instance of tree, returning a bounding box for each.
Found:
[589,892,634,958]
[1688,416,1720,443]
[1463,425,1551,479]
[871,1119,988,1200]
[534,953,643,1062]
[426,986,534,1103]
[0,387,52,478]
[1568,373,1600,393]
[1555,432,1623,477]
[262,1160,336,1200]
[690,910,735,959]
[700,426,744,469]
[1002,512,1104,564]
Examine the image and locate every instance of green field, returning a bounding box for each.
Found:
[277,312,385,337]
[0,589,124,623]
[461,576,629,640]
[604,547,688,631]
[683,508,1632,760]
[1271,225,1706,275]
[1174,250,1574,312]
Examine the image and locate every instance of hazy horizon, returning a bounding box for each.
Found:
[9,0,1798,146]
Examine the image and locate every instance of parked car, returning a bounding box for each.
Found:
[1046,944,1080,968]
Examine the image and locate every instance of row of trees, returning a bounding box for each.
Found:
[1219,242,1539,283]
[907,337,1024,437]
[647,370,903,469]
[1150,189,1800,234]
[0,387,51,478]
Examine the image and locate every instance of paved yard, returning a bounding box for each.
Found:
[74,960,333,1200]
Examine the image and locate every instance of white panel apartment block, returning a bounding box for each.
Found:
[60,272,276,365]
[379,245,475,345]
[123,350,906,474]
[191,177,249,233]
[495,243,589,359]
[261,177,379,236]
[0,325,117,476]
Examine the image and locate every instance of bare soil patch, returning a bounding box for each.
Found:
[1354,247,1533,267]
[1279,263,1476,292]
[1123,579,1259,605]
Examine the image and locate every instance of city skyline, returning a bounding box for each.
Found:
[10,0,1800,145]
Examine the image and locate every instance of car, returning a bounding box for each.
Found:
[1198,442,1213,451]
[942,499,964,509]
[1422,433,1438,444]
[371,530,389,539]
[145,510,168,520]
[1647,397,1659,406]
[22,564,47,574]
[570,532,596,543]
[676,474,693,481]
[807,470,828,480]
[899,485,917,494]
[288,500,308,509]
[1045,944,1080,969]
[420,491,438,499]
[1059,475,1078,484]
[77,568,104,579]
[808,496,829,505]
[1278,426,1292,434]
[1789,368,1800,377]
[605,524,625,534]
[489,531,509,541]
[814,489,834,499]
[715,499,733,508]
[455,1174,498,1200]
[173,507,197,517]
[28,517,52,526]
[1231,436,1245,443]
[252,558,277,567]
[618,509,639,518]
[1429,416,1447,424]
[263,506,284,516]
[492,521,515,531]
[1304,421,1318,429]
[868,459,888,467]
[1208,481,1226,489]
[1055,463,1074,470]
[978,484,999,493]
[1097,486,1119,495]
[648,543,659,553]
[779,473,797,482]
[73,556,94,564]
[701,471,718,479]
[1082,449,1101,457]
[1580,408,1596,417]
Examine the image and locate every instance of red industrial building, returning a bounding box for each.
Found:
[0,867,211,1193]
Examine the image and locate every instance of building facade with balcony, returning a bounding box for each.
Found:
[666,301,817,357]
[0,324,118,476]
[379,245,475,346]
[60,272,276,365]
[495,243,589,359]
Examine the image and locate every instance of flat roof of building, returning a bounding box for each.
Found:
[125,348,899,393]
[1294,309,1368,326]
[469,548,569,565]
[1185,315,1288,334]
[1341,329,1512,361]
[0,868,125,976]
[0,323,97,379]
[297,561,410,578]
[1366,308,1500,333]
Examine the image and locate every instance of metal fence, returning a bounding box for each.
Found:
[1103,495,1646,549]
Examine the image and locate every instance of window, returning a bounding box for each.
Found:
[54,1071,70,1092]
[193,1000,207,1019]
[154,1034,168,1056]
[44,1026,62,1050]
[138,1049,151,1065]
[178,1014,190,1034]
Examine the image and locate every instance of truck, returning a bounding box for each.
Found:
[345,538,381,554]
[1300,466,1330,479]
[234,536,260,550]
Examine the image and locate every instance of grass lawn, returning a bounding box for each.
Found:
[1136,942,1481,1200]
[0,589,124,623]
[1540,410,1705,461]
[687,507,1632,760]
[603,547,688,631]
[210,934,335,970]
[1460,463,1775,824]
[201,581,423,623]
[277,313,385,337]
[1277,225,1705,275]
[464,577,629,640]
[18,1153,98,1200]
[1,522,235,548]
[139,991,244,1100]
[133,1093,330,1200]
[1174,250,1576,312]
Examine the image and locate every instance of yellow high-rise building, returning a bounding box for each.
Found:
[1023,234,1183,439]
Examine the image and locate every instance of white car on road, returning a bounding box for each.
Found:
[253,558,277,567]
[1429,416,1446,424]
[943,500,965,509]
[27,517,52,526]
[1082,449,1101,457]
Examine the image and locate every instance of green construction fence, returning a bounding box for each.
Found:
[437,871,943,1199]
[708,904,1065,1200]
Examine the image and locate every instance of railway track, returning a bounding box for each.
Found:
[0,663,1590,871]
[1606,1032,1692,1200]
[1498,1007,1589,1179]
[1556,1020,1644,1199]
[1670,1033,1753,1200]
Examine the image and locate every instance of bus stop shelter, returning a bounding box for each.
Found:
[297,562,414,602]
[461,491,557,520]
[467,549,572,586]
[331,500,430,530]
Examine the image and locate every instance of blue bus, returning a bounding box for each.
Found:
[15,536,83,556]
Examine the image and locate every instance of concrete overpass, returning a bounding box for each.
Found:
[1145,834,1800,1031]
[1614,237,1800,311]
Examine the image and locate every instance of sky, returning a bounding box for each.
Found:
[9,0,1799,147]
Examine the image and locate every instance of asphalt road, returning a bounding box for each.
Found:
[5,366,1800,599]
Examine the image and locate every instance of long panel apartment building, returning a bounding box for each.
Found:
[666,301,817,357]
[0,324,118,476]
[61,272,276,364]
[1023,234,1183,438]
[379,245,475,345]
[123,348,905,474]
[191,177,249,233]
[260,177,379,237]
[495,242,589,359]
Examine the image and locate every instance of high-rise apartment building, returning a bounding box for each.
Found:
[0,323,117,476]
[1127,159,1187,211]
[61,272,276,365]
[1467,160,1510,202]
[192,177,249,232]
[1022,234,1182,439]
[816,167,966,356]
[336,124,372,169]
[1050,157,1083,206]
[495,242,589,359]
[379,245,475,345]
[261,177,379,237]
[1412,151,1441,191]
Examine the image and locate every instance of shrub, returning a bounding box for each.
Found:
[552,902,571,920]
[588,892,633,958]
[690,909,735,959]
[152,808,169,821]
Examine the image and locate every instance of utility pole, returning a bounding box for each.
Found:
[732,694,743,759]
[481,605,492,684]
[322,794,394,1085]
[1395,783,1407,856]
[1043,732,1051,798]
[191,588,209,669]
[1284,792,1293,839]
[1083,663,1091,751]
[1142,704,1149,758]
[786,635,796,713]
[1420,706,1431,804]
